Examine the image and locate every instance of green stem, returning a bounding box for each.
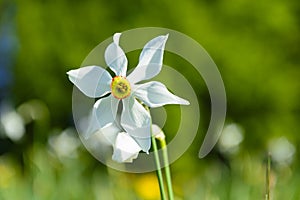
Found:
[266,153,271,200]
[152,135,167,200]
[159,138,174,200]
[145,105,170,200]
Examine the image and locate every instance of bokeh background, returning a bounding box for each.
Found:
[1,0,300,199]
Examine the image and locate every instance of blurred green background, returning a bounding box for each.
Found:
[0,0,299,199]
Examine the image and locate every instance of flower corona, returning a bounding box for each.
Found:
[111,76,131,99]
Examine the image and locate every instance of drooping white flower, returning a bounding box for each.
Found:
[67,33,189,162]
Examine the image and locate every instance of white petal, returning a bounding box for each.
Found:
[83,110,100,139]
[127,34,168,84]
[133,81,190,108]
[67,66,112,98]
[121,97,151,152]
[112,132,142,163]
[100,123,121,145]
[104,33,127,76]
[85,96,119,139]
[94,96,119,128]
[100,112,124,145]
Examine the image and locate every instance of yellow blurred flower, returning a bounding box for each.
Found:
[134,174,160,200]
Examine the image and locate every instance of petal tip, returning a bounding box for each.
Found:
[159,34,169,43]
[113,33,122,44]
[66,69,76,76]
[183,99,190,105]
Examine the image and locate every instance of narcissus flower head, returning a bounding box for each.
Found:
[67,33,189,163]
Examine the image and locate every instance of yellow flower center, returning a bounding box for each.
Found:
[111,76,131,99]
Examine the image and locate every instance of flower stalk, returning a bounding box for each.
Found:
[265,153,271,200]
[151,134,167,200]
[158,136,174,200]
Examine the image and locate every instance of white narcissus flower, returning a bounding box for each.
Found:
[67,33,189,163]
